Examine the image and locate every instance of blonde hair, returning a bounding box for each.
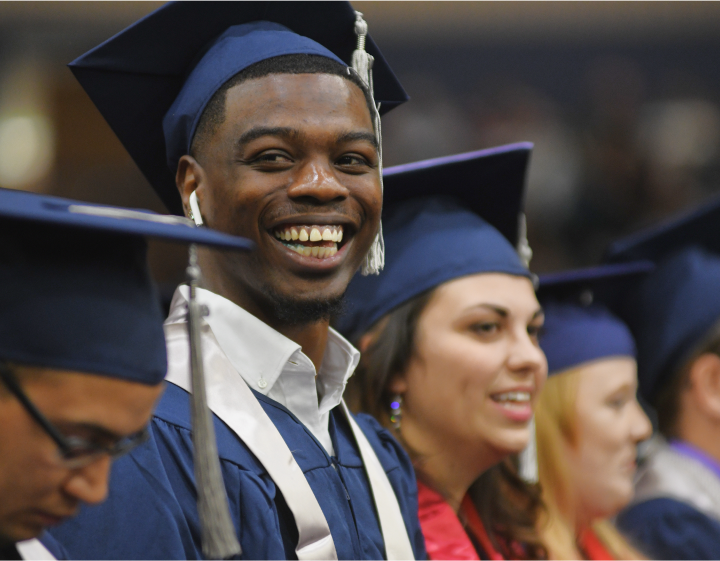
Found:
[535,368,645,560]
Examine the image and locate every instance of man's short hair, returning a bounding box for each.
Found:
[190,53,374,158]
[655,320,720,437]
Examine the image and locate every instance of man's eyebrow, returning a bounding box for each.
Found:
[56,421,124,442]
[334,131,378,149]
[236,126,301,149]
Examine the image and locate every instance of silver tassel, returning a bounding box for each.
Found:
[516,212,538,484]
[187,244,242,559]
[516,212,533,268]
[351,11,385,276]
[518,416,539,484]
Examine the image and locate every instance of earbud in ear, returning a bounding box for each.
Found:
[188,190,204,226]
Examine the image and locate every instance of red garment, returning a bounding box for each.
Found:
[417,480,504,561]
[578,529,615,560]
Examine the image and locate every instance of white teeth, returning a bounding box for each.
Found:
[291,227,299,241]
[282,243,338,259]
[322,228,333,241]
[275,231,281,239]
[331,230,338,242]
[310,228,322,242]
[337,230,343,243]
[285,231,292,241]
[299,229,309,242]
[494,391,531,403]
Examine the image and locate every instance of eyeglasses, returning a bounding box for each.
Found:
[0,363,150,469]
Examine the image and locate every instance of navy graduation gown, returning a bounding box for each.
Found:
[50,383,426,560]
[39,534,68,560]
[617,497,720,560]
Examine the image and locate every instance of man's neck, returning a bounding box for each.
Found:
[196,256,330,373]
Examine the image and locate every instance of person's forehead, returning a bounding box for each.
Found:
[224,73,372,125]
[433,274,538,314]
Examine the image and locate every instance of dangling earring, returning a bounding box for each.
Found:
[389,394,403,431]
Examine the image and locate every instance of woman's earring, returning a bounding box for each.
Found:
[390,395,403,431]
[188,190,203,226]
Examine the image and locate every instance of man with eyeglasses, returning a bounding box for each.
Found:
[0,187,251,559]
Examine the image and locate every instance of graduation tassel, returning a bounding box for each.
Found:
[186,243,242,560]
[516,212,533,268]
[516,212,538,484]
[352,11,385,276]
[518,416,539,484]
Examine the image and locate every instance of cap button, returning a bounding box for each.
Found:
[257,379,268,389]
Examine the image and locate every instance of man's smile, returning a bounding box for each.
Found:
[272,224,345,259]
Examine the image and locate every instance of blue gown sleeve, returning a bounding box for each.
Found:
[38,533,69,560]
[352,413,428,561]
[50,416,288,560]
[617,497,720,560]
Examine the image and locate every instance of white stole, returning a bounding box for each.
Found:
[163,294,415,560]
[16,539,55,560]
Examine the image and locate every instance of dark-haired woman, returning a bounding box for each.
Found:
[336,145,548,560]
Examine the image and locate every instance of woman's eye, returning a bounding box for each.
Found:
[527,324,545,339]
[471,322,500,335]
[606,395,629,409]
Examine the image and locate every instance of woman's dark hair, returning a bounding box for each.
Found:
[345,289,547,560]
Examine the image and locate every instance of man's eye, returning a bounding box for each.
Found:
[336,154,370,167]
[528,324,545,339]
[251,152,292,165]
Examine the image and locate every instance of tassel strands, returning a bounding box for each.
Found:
[518,416,539,484]
[351,11,385,276]
[187,244,242,559]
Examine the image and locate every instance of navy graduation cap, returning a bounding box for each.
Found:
[604,195,720,403]
[0,187,253,386]
[537,262,654,376]
[69,1,408,216]
[335,143,534,342]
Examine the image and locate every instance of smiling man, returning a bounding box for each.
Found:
[50,3,425,560]
[0,187,252,560]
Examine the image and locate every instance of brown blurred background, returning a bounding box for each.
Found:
[2,1,720,289]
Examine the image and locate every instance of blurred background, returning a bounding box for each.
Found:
[2,1,720,288]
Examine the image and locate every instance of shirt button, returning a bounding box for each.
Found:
[257,379,268,389]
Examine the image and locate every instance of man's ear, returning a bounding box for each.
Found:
[176,155,206,219]
[688,353,720,420]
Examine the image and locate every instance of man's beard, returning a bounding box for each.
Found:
[263,287,346,326]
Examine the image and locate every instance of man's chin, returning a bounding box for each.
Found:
[263,288,346,327]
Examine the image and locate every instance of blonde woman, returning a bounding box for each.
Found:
[535,264,653,560]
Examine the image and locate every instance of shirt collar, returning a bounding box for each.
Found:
[169,286,360,401]
[670,439,720,480]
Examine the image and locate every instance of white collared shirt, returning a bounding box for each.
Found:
[186,286,360,456]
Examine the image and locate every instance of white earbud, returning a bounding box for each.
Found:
[188,190,203,226]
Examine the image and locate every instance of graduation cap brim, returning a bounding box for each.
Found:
[538,261,656,304]
[70,1,408,216]
[382,142,533,247]
[0,187,254,252]
[605,193,720,263]
[537,262,655,375]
